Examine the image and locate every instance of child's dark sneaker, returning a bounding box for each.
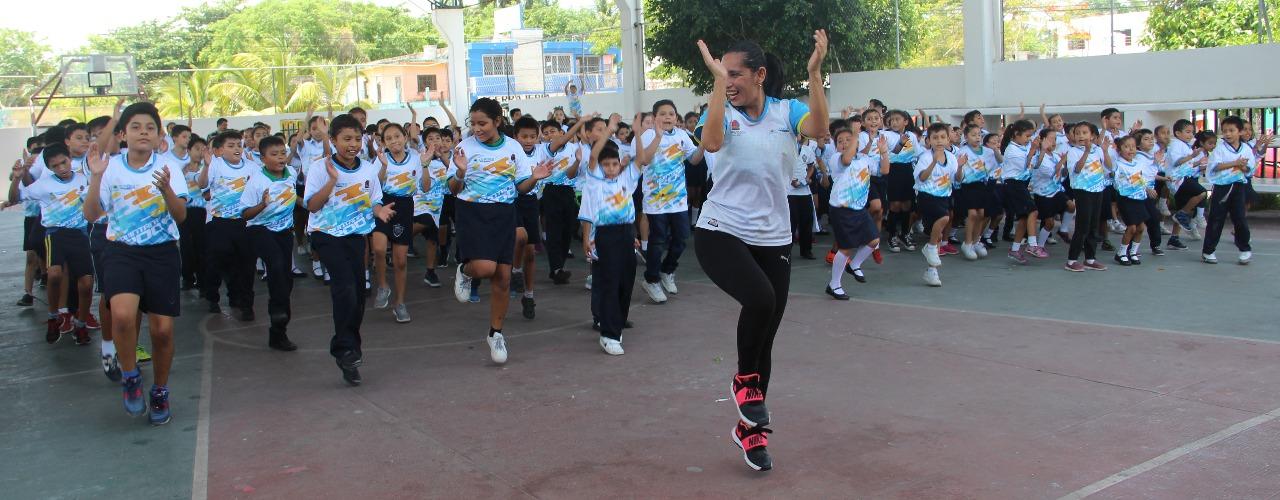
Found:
[46,317,60,344]
[337,351,362,386]
[731,373,770,428]
[148,385,171,426]
[731,421,773,471]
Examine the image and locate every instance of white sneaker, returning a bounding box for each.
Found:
[312,260,324,279]
[923,267,942,287]
[1188,225,1202,240]
[487,332,508,364]
[599,336,624,356]
[642,281,667,304]
[1238,251,1252,265]
[961,243,978,261]
[323,271,330,282]
[1109,220,1125,234]
[1158,199,1171,217]
[1160,224,1172,236]
[256,259,265,273]
[584,274,593,291]
[922,244,941,267]
[374,287,391,309]
[1202,252,1218,264]
[1195,215,1207,229]
[453,264,473,303]
[659,272,678,295]
[975,244,988,258]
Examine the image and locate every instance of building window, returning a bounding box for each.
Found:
[416,74,437,94]
[482,54,513,76]
[1116,29,1132,46]
[544,54,572,74]
[1068,38,1086,51]
[578,55,602,75]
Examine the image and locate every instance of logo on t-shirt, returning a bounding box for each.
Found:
[730,120,740,131]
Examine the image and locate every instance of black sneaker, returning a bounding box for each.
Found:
[732,421,773,472]
[551,269,571,285]
[980,237,996,249]
[1167,237,1187,250]
[423,269,441,288]
[887,236,903,253]
[510,271,526,296]
[521,296,535,319]
[336,351,362,386]
[732,373,770,427]
[268,333,298,352]
[1150,247,1165,256]
[16,293,34,307]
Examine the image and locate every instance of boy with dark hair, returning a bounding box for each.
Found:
[240,136,299,350]
[199,130,256,320]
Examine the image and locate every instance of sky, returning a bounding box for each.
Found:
[2,0,597,54]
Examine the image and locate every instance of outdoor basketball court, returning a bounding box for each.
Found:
[3,210,1278,499]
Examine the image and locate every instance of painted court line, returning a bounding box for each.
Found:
[191,316,214,500]
[1059,406,1280,499]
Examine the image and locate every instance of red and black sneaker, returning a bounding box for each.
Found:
[731,421,773,471]
[45,318,60,344]
[83,314,101,331]
[73,326,91,346]
[731,373,770,428]
[58,312,75,335]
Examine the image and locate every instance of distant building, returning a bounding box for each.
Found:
[467,37,622,102]
[1057,11,1151,58]
[357,47,451,109]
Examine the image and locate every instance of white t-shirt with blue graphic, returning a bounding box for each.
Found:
[638,128,696,214]
[913,151,957,198]
[98,153,188,245]
[304,157,383,237]
[455,135,532,205]
[1067,145,1108,193]
[1206,141,1255,186]
[240,168,298,232]
[206,157,253,221]
[578,164,641,228]
[20,171,89,230]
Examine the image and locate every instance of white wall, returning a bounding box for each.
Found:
[829,43,1280,115]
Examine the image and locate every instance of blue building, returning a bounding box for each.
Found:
[466,40,622,101]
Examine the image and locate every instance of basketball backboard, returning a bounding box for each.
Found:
[55,55,139,97]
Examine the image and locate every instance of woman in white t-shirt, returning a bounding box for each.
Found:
[694,31,829,473]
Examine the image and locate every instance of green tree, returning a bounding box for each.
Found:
[86,0,238,79]
[201,0,441,65]
[0,29,54,76]
[903,0,962,68]
[645,0,906,95]
[1144,0,1276,50]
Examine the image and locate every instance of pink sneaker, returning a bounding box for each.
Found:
[1029,245,1050,259]
[939,243,960,256]
[1064,261,1085,272]
[1007,249,1028,265]
[1083,260,1108,271]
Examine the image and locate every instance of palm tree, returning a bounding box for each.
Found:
[151,70,225,119]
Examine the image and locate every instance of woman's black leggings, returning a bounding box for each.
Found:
[694,229,790,395]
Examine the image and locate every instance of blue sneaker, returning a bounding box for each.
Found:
[1173,211,1193,232]
[122,375,145,417]
[469,281,480,303]
[148,385,171,426]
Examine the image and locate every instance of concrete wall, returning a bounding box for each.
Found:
[829,43,1280,115]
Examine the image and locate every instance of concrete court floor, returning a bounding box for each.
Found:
[1,209,1279,500]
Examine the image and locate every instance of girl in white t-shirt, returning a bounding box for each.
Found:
[694,31,829,473]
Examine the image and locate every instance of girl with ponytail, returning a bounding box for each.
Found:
[693,30,829,472]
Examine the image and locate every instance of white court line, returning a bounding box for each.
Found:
[1059,406,1280,499]
[191,315,214,500]
[679,280,1280,346]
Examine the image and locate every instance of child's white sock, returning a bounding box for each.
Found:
[58,307,68,314]
[513,266,522,274]
[1129,242,1140,255]
[1027,236,1038,247]
[641,240,648,251]
[101,339,115,356]
[1011,241,1022,251]
[1038,228,1051,245]
[830,251,849,290]
[850,245,874,268]
[983,228,993,238]
[1196,207,1205,219]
